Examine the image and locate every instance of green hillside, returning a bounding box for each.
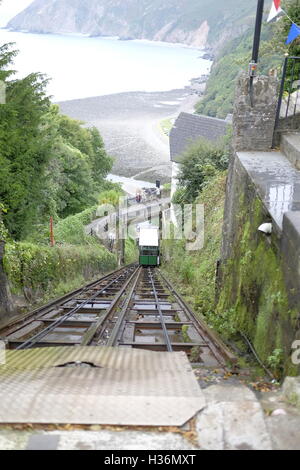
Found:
[8,0,257,48]
[196,0,300,119]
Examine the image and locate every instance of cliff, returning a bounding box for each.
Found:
[7,0,257,49]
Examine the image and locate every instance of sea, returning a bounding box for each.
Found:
[0,29,211,102]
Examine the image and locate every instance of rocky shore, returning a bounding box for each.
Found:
[58,87,205,183]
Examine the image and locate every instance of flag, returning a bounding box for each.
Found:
[286,23,300,44]
[267,0,282,22]
[274,0,281,9]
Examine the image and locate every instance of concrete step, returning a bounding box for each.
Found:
[0,380,299,449]
[237,151,300,231]
[196,385,272,450]
[259,377,300,450]
[281,132,300,170]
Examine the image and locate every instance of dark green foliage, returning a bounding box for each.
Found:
[26,183,123,246]
[0,203,8,242]
[27,205,98,246]
[196,33,253,118]
[0,45,113,239]
[196,1,300,118]
[4,241,117,298]
[282,0,300,57]
[280,0,300,92]
[0,43,17,81]
[29,105,113,222]
[173,138,230,203]
[162,172,227,326]
[125,237,139,264]
[0,36,125,305]
[0,61,52,238]
[216,196,299,376]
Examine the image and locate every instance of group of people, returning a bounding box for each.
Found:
[135,193,142,204]
[135,186,161,204]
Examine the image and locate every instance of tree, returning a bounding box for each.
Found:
[279,0,300,93]
[53,107,113,183]
[281,0,300,57]
[0,43,52,238]
[0,45,113,238]
[174,138,229,203]
[38,106,113,220]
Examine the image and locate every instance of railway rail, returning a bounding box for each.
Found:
[0,264,236,368]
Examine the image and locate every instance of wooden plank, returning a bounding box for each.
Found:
[6,321,44,341]
[8,339,82,348]
[132,309,178,314]
[128,321,193,329]
[41,319,96,327]
[122,324,135,343]
[119,342,208,351]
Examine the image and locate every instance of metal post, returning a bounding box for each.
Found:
[249,0,265,105]
[272,56,289,147]
[50,216,55,247]
[120,219,125,266]
[116,207,124,268]
[251,0,265,65]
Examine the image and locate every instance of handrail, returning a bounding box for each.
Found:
[273,56,300,146]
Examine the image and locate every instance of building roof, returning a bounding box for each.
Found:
[169,112,229,163]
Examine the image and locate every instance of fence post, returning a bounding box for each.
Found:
[0,241,13,319]
[272,56,289,148]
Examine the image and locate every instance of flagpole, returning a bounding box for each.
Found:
[251,0,265,68]
[249,0,265,105]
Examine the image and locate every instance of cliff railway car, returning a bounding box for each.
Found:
[138,226,160,267]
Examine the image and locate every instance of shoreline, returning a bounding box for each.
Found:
[0,28,211,102]
[0,25,210,184]
[54,86,204,106]
[58,88,205,184]
[1,27,208,52]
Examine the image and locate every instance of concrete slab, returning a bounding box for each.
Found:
[282,377,300,410]
[221,401,272,450]
[196,400,272,450]
[0,346,205,427]
[0,431,30,451]
[196,385,272,450]
[237,151,300,230]
[0,429,198,451]
[281,133,300,171]
[203,384,257,404]
[55,430,198,451]
[266,415,300,450]
[26,434,60,451]
[196,403,224,450]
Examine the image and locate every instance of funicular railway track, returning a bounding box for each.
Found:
[0,264,235,368]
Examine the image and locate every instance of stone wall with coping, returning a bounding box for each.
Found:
[218,73,300,375]
[233,73,278,152]
[218,152,300,375]
[273,114,300,147]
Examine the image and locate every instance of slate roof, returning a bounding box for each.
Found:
[170,112,229,163]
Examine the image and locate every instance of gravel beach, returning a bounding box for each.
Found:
[58,89,200,183]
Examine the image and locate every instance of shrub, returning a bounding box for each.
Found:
[175,138,230,203]
[4,241,117,297]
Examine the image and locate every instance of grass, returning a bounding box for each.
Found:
[160,118,174,136]
[161,171,227,328]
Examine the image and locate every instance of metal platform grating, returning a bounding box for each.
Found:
[0,346,205,426]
